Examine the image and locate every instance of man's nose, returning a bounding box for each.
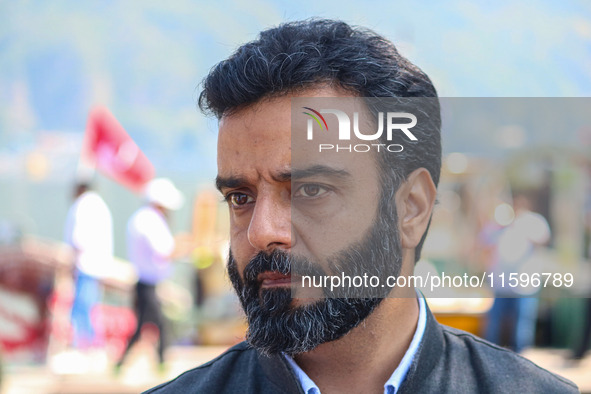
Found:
[247,194,291,253]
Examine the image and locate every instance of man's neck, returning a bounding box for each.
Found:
[293,295,420,394]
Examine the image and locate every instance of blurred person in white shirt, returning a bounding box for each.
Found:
[64,182,113,348]
[116,178,184,372]
[485,193,551,353]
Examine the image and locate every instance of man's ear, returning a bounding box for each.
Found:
[396,168,437,249]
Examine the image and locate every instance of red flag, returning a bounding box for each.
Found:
[81,107,155,192]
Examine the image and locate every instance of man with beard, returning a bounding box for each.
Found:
[146,19,577,393]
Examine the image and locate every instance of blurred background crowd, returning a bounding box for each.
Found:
[1,1,591,392]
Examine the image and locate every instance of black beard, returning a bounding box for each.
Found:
[227,199,402,356]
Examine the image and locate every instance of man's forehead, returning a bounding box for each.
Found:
[215,166,292,192]
[215,86,380,189]
[217,107,292,152]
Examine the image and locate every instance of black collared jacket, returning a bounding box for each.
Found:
[145,304,579,393]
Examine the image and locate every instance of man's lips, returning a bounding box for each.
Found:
[258,271,292,288]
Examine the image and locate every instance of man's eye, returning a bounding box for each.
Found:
[295,184,328,198]
[227,193,254,207]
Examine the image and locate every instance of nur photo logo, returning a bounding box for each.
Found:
[302,107,418,153]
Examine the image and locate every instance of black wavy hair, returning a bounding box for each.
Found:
[199,19,441,262]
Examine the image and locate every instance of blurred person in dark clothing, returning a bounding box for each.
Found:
[572,299,591,361]
[116,178,184,373]
[571,211,591,361]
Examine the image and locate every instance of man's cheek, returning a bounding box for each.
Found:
[230,225,252,254]
[229,255,249,283]
[229,239,253,280]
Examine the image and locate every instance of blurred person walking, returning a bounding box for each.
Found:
[571,211,591,361]
[572,299,591,361]
[484,194,551,353]
[64,182,113,349]
[116,178,184,373]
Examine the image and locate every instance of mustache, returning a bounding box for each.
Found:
[243,250,289,284]
[242,250,326,286]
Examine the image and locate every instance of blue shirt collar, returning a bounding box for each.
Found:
[285,295,427,394]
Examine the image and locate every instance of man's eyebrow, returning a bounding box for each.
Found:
[215,175,247,192]
[215,166,349,191]
[290,165,351,180]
